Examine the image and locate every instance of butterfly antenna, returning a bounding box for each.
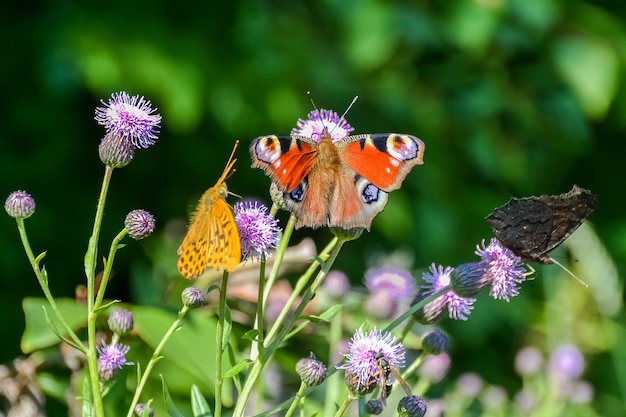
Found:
[307,91,318,112]
[328,95,359,136]
[339,95,358,121]
[549,257,589,288]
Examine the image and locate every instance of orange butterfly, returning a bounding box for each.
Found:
[250,121,425,230]
[177,142,241,278]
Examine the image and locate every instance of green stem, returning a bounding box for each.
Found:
[94,229,128,309]
[215,271,230,417]
[85,165,114,417]
[333,393,356,417]
[126,306,191,417]
[232,237,345,417]
[262,215,296,305]
[323,305,343,417]
[284,383,306,417]
[15,219,84,350]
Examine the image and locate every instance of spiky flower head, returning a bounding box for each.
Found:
[291,109,354,142]
[97,342,133,381]
[476,238,528,301]
[295,352,327,386]
[449,262,490,298]
[181,287,207,309]
[234,201,281,262]
[365,399,384,415]
[99,132,135,168]
[95,91,161,149]
[107,309,134,336]
[124,209,155,240]
[411,291,448,324]
[421,329,448,355]
[5,191,35,219]
[338,328,405,392]
[422,264,475,321]
[397,395,428,417]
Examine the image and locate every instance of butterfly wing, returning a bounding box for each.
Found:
[205,196,241,272]
[323,133,424,229]
[178,186,241,278]
[250,135,318,191]
[337,133,425,191]
[178,187,214,278]
[485,185,597,263]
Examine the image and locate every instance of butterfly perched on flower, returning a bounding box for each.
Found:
[249,108,425,230]
[177,142,241,278]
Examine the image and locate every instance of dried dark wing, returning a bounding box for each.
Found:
[485,185,597,263]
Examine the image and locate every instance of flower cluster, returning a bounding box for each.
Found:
[414,238,529,323]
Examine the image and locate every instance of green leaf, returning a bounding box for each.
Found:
[223,359,252,379]
[81,376,94,417]
[191,385,213,417]
[132,306,218,394]
[161,375,186,417]
[21,298,88,353]
[94,299,120,314]
[241,329,261,342]
[300,304,343,323]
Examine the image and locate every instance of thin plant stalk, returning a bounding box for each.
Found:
[126,305,192,417]
[85,165,115,417]
[214,270,230,417]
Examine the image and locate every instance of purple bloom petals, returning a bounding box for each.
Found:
[95,91,161,149]
[476,239,528,301]
[234,201,281,262]
[291,109,354,142]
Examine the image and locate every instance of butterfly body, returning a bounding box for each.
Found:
[177,144,241,278]
[250,128,424,230]
[485,185,597,263]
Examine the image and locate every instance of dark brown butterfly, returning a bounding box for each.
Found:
[485,185,597,264]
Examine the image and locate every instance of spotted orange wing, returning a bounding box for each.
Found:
[177,143,241,278]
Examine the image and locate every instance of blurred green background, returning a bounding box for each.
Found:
[1,0,625,415]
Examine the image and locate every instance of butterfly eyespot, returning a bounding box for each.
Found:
[387,134,420,161]
[255,136,282,163]
[288,181,307,203]
[361,183,381,204]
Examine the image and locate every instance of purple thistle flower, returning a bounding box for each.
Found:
[234,201,281,262]
[95,92,161,149]
[422,264,475,321]
[5,190,35,219]
[476,238,527,301]
[291,109,354,142]
[97,342,133,380]
[364,266,416,301]
[124,209,155,240]
[338,328,405,391]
